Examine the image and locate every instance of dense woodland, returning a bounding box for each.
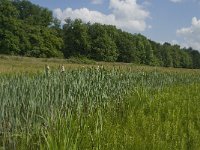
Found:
[1,0,200,68]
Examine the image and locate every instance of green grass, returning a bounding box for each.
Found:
[35,83,200,150]
[1,56,200,149]
[1,54,200,74]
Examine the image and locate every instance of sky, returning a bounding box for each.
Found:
[30,0,200,50]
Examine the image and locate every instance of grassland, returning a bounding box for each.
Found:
[1,55,199,74]
[0,56,200,150]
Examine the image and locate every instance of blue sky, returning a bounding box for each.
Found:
[30,0,200,50]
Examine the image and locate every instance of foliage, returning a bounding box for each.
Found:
[62,20,200,68]
[12,0,53,27]
[0,0,63,58]
[63,19,91,58]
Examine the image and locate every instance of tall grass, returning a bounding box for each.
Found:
[1,67,200,149]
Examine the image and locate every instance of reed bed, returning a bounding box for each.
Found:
[0,67,200,149]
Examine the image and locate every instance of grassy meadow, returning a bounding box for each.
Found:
[1,56,200,149]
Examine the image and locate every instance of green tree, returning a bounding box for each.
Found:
[0,0,63,57]
[161,43,173,67]
[88,23,118,61]
[63,19,91,57]
[116,32,137,63]
[91,34,118,61]
[179,50,192,68]
[171,45,181,68]
[135,34,154,65]
[187,48,200,68]
[0,0,21,54]
[12,0,53,26]
[149,40,163,66]
[23,25,63,58]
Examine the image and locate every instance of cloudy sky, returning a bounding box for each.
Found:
[30,0,200,50]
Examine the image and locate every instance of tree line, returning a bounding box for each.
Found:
[1,0,200,68]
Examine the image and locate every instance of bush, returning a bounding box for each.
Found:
[67,56,96,64]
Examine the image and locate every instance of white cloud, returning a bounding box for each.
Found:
[91,0,103,4]
[170,0,200,3]
[53,0,150,33]
[171,40,179,45]
[54,8,115,25]
[142,1,151,6]
[170,0,182,3]
[177,17,200,50]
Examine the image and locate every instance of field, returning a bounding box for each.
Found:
[1,56,200,150]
